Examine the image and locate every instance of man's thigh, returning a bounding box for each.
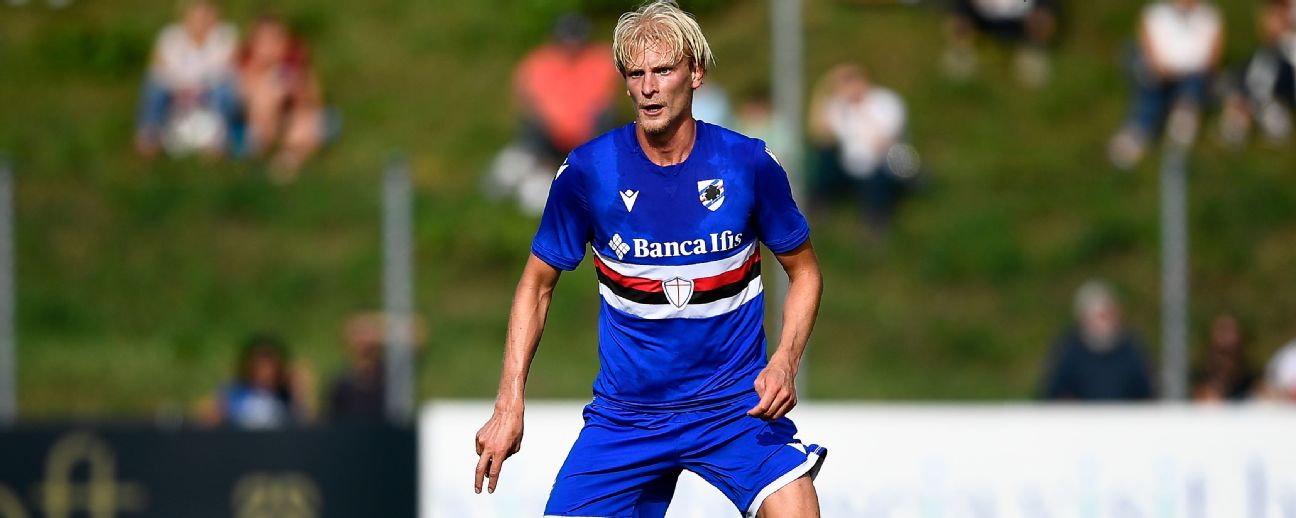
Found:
[544,402,682,518]
[678,396,826,518]
[756,475,819,518]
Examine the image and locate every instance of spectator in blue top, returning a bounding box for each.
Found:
[197,333,316,428]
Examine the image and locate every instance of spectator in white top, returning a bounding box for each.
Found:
[135,0,239,158]
[1264,339,1296,401]
[943,0,1059,88]
[1219,0,1294,145]
[809,64,917,237]
[1109,0,1224,170]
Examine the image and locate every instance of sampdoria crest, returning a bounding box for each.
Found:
[661,277,694,309]
[697,179,725,211]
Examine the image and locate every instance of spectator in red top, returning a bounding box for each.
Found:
[237,15,330,182]
[485,13,621,216]
[514,13,620,164]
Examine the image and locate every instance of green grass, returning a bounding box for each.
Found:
[1,0,1293,418]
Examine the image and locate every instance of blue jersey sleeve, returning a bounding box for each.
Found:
[531,157,591,270]
[752,145,810,254]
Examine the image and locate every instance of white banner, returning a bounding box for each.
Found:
[421,401,1296,517]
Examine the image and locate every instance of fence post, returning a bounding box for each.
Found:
[1160,148,1189,400]
[0,157,15,424]
[383,156,416,423]
[771,0,808,394]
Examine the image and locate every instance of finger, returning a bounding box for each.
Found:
[748,383,777,418]
[771,395,796,420]
[475,435,485,456]
[763,391,788,420]
[474,452,491,494]
[775,388,797,416]
[487,453,506,493]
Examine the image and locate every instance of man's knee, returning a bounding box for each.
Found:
[756,475,819,518]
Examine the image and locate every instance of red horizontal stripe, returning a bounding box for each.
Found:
[593,255,663,293]
[692,251,760,292]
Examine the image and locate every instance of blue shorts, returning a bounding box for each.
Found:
[543,393,827,518]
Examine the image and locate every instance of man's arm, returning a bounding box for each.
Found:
[748,240,823,421]
[473,253,562,494]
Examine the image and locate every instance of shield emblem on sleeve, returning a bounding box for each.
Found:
[698,179,725,211]
[662,277,694,309]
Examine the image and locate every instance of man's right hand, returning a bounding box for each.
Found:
[473,409,524,494]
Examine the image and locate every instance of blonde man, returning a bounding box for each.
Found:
[474,1,826,516]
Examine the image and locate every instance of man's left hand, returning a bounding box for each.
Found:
[747,362,798,421]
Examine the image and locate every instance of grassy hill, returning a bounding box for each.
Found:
[1,0,1292,418]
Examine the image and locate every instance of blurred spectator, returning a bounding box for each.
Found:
[693,82,733,128]
[734,87,792,159]
[1191,313,1259,402]
[1219,0,1294,145]
[513,13,618,164]
[327,314,386,423]
[1264,338,1296,401]
[1041,280,1155,401]
[135,0,239,159]
[1108,0,1224,170]
[484,13,620,216]
[236,15,333,181]
[197,333,315,428]
[326,312,427,423]
[942,0,1059,88]
[808,64,920,238]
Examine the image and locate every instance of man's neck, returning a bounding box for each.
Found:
[636,116,697,167]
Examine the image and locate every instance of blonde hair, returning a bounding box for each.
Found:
[612,1,715,77]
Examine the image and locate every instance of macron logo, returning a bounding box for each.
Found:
[608,234,630,260]
[620,190,639,212]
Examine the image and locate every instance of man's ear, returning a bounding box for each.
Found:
[691,64,705,90]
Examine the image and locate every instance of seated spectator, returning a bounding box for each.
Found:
[734,88,780,152]
[1109,0,1224,170]
[513,13,619,166]
[326,312,428,423]
[327,314,386,423]
[808,64,919,238]
[135,0,239,159]
[692,82,733,128]
[484,13,620,216]
[197,333,315,428]
[1192,313,1260,402]
[1219,0,1294,144]
[236,15,332,181]
[942,0,1059,87]
[1264,338,1296,401]
[1041,280,1155,401]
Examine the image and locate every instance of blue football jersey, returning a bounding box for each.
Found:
[531,121,810,410]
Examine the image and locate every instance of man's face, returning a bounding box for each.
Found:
[184,3,218,38]
[1081,302,1121,347]
[624,43,704,136]
[250,22,290,63]
[249,352,280,390]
